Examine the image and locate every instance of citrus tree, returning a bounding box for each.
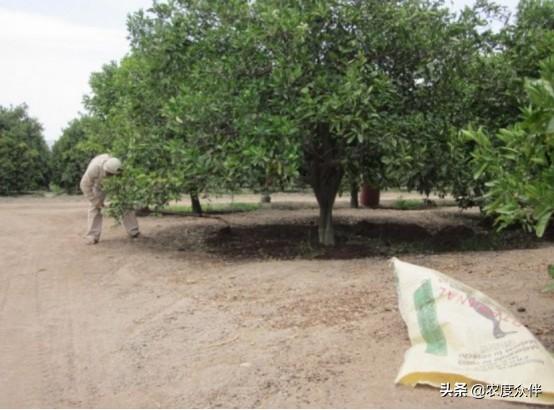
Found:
[465,56,554,236]
[449,0,554,208]
[50,116,99,193]
[0,104,50,194]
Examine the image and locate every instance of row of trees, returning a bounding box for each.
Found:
[85,0,553,245]
[3,0,553,246]
[0,104,99,195]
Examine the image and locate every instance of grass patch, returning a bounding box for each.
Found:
[163,202,260,214]
[392,198,426,210]
[544,265,554,293]
[48,183,64,196]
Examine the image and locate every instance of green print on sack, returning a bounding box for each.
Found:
[414,279,447,356]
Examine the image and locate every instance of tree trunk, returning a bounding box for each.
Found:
[350,183,359,208]
[307,123,344,246]
[190,193,202,215]
[312,170,342,246]
[318,202,335,245]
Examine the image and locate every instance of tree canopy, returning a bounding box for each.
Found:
[50,116,98,193]
[466,56,554,237]
[449,0,554,207]
[0,104,50,195]
[84,0,513,245]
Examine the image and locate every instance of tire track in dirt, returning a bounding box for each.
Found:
[34,270,66,408]
[0,205,90,407]
[0,275,11,317]
[0,271,50,407]
[34,269,88,407]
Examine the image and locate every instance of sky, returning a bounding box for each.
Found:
[0,0,519,145]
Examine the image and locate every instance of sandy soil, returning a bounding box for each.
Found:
[0,193,552,408]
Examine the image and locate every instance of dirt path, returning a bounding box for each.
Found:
[0,194,552,408]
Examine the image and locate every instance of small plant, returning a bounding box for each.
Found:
[394,198,424,210]
[543,265,554,293]
[162,202,259,214]
[296,238,325,259]
[48,183,64,196]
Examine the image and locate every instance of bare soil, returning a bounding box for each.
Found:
[0,193,552,408]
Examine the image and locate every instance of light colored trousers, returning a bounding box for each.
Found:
[86,199,140,241]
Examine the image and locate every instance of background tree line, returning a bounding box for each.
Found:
[0,104,50,194]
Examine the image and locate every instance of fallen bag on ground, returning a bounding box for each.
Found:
[392,257,554,405]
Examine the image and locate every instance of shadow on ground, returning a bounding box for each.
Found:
[145,215,554,260]
[207,221,553,260]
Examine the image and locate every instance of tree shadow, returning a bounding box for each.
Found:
[201,219,553,260]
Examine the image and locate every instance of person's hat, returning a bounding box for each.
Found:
[103,157,122,174]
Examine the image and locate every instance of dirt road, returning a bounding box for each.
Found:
[0,194,552,408]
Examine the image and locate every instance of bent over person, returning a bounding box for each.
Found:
[80,154,140,244]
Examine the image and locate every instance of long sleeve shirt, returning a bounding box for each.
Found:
[80,154,111,203]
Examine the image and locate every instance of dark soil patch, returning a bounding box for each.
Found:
[204,219,551,260]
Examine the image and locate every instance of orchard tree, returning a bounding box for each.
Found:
[159,0,392,245]
[465,57,554,236]
[449,0,554,207]
[0,104,50,194]
[162,0,497,244]
[50,116,98,193]
[85,13,234,215]
[506,0,554,90]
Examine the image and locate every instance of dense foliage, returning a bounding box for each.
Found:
[50,116,98,193]
[0,104,50,195]
[449,0,554,207]
[85,0,509,245]
[466,57,554,237]
[31,0,544,246]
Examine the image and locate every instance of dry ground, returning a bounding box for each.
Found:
[0,192,552,408]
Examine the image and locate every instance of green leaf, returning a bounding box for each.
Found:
[548,264,554,280]
[473,162,487,179]
[547,116,554,134]
[535,211,552,237]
